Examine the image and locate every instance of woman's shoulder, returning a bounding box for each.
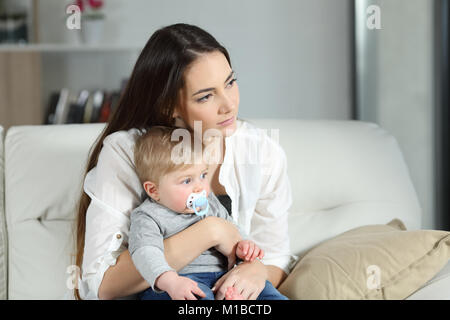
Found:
[89,128,145,173]
[103,128,143,148]
[101,128,146,159]
[85,128,145,205]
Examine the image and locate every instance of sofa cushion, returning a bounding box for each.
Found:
[406,260,450,299]
[0,126,6,300]
[278,219,450,299]
[5,123,105,299]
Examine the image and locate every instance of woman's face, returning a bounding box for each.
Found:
[175,51,240,137]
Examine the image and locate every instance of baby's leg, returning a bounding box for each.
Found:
[195,281,215,300]
[138,288,171,300]
[180,273,216,300]
[256,280,289,300]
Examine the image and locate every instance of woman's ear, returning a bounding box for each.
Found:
[143,181,159,201]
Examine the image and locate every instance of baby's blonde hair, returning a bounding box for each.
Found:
[134,126,204,185]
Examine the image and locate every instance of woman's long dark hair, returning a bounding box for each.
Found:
[74,23,232,300]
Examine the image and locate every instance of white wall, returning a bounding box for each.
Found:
[36,0,353,120]
[356,0,435,229]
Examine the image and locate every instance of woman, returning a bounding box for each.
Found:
[74,23,297,300]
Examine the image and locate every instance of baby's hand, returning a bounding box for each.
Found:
[157,271,206,300]
[235,240,264,262]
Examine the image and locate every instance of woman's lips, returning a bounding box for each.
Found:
[217,116,235,126]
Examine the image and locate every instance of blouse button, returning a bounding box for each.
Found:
[116,234,122,239]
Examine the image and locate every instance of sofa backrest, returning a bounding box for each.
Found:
[2,120,422,299]
[4,124,105,299]
[0,126,6,300]
[250,119,422,256]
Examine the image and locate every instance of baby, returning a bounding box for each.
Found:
[128,126,288,300]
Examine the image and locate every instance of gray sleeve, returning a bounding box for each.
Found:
[129,210,175,292]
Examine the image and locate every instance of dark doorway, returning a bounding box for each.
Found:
[435,0,450,231]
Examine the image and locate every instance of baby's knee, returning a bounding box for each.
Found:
[196,284,215,300]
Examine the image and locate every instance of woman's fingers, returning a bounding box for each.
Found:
[248,290,260,300]
[212,273,227,293]
[214,277,237,300]
[235,280,259,300]
[240,288,252,300]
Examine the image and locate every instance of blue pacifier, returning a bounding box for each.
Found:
[186,190,209,216]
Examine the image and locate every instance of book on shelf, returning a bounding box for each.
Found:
[66,90,89,124]
[44,92,60,125]
[53,88,70,125]
[83,91,95,124]
[44,80,127,125]
[98,92,112,123]
[89,90,105,123]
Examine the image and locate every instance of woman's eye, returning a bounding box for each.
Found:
[200,172,208,179]
[197,94,212,103]
[227,78,237,88]
[196,79,237,103]
[182,178,191,184]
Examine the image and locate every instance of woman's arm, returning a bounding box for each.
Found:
[266,265,288,288]
[98,249,148,300]
[98,216,240,300]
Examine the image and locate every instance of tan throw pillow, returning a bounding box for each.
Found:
[279,219,450,299]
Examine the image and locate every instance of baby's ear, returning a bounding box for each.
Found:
[143,181,159,201]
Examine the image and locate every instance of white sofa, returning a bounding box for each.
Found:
[0,119,448,300]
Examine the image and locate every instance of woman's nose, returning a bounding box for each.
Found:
[219,93,235,114]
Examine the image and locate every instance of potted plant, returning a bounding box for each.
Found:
[76,0,105,44]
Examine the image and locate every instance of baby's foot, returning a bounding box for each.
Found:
[225,286,244,300]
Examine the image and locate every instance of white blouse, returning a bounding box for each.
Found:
[78,119,298,300]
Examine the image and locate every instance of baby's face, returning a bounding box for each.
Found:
[157,164,210,214]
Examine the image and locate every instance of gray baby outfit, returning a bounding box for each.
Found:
[128,192,246,292]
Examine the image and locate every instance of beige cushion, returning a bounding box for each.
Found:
[279,219,450,299]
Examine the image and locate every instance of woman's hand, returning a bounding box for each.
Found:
[212,259,268,300]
